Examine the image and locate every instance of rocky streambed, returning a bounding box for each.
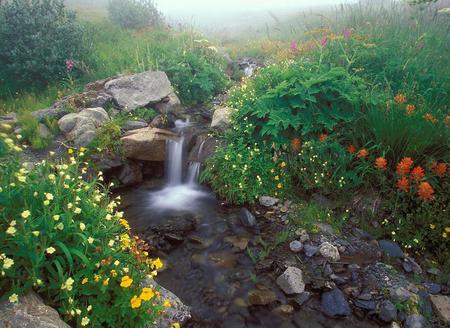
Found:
[119,184,450,328]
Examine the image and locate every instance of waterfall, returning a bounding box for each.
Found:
[167,137,184,185]
[187,161,201,184]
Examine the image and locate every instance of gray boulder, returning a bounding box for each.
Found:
[379,300,397,323]
[0,292,69,328]
[38,124,52,139]
[430,295,450,326]
[122,120,148,132]
[259,196,279,207]
[239,208,256,227]
[105,71,173,111]
[276,267,305,295]
[379,240,404,258]
[58,108,109,147]
[32,108,69,122]
[0,113,18,127]
[143,278,191,328]
[153,92,184,116]
[211,106,233,131]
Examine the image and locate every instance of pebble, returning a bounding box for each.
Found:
[289,240,303,253]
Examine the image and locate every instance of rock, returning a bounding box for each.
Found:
[318,242,340,262]
[273,304,294,315]
[427,267,441,276]
[118,161,143,185]
[289,240,303,253]
[390,286,412,302]
[304,244,318,257]
[423,282,442,295]
[32,107,69,122]
[0,292,69,328]
[379,300,397,322]
[0,112,18,127]
[404,314,429,328]
[402,257,422,274]
[143,278,191,328]
[87,92,113,108]
[276,267,305,295]
[121,128,176,162]
[247,289,277,305]
[295,229,310,243]
[239,208,256,227]
[352,227,374,241]
[122,120,148,131]
[320,288,351,317]
[293,311,325,328]
[378,240,404,258]
[211,106,233,131]
[58,108,109,147]
[315,223,334,235]
[224,236,249,251]
[418,290,433,319]
[153,92,184,116]
[38,124,52,138]
[105,71,173,111]
[292,292,311,308]
[430,295,450,325]
[259,196,279,207]
[150,114,176,129]
[188,135,219,163]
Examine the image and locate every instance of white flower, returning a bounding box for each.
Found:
[9,293,18,303]
[6,227,16,235]
[3,258,14,269]
[74,208,82,214]
[45,193,54,201]
[87,237,94,244]
[46,247,56,254]
[79,223,86,231]
[108,240,115,247]
[81,317,90,326]
[21,210,31,219]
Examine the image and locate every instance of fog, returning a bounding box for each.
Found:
[155,0,356,30]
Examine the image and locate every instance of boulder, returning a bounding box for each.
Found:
[276,267,305,295]
[379,300,397,323]
[430,295,450,326]
[404,314,429,328]
[143,278,191,328]
[118,161,143,185]
[239,208,256,227]
[121,127,176,162]
[32,107,70,122]
[378,240,404,258]
[122,120,148,132]
[211,106,233,131]
[58,108,109,147]
[38,124,52,139]
[0,292,69,328]
[318,242,340,262]
[259,196,279,207]
[0,113,18,127]
[105,71,173,111]
[153,92,184,116]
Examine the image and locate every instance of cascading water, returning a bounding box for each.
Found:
[148,119,212,212]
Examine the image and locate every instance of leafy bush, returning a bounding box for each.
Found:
[290,138,364,194]
[228,62,367,146]
[0,0,87,93]
[107,0,161,29]
[17,112,52,150]
[201,132,290,205]
[89,121,123,156]
[165,43,229,105]
[0,131,168,327]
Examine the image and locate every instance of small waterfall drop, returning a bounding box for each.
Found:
[167,136,184,185]
[186,161,201,184]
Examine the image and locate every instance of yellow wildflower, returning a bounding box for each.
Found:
[280,161,286,167]
[81,278,88,285]
[429,224,436,229]
[46,247,56,254]
[140,288,155,301]
[163,299,171,307]
[81,317,90,326]
[120,276,133,288]
[130,296,142,309]
[152,258,163,270]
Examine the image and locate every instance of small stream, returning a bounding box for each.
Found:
[119,121,381,327]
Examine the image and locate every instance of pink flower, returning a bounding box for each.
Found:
[65,59,74,73]
[343,28,353,39]
[320,36,328,47]
[290,41,299,52]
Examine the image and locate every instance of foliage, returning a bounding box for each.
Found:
[201,130,290,205]
[107,0,161,29]
[290,138,364,194]
[0,130,167,327]
[17,112,52,150]
[228,62,368,146]
[164,41,229,105]
[89,121,123,156]
[0,0,87,94]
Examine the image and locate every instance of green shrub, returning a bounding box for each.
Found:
[89,121,123,156]
[201,133,290,205]
[107,0,161,29]
[228,62,367,146]
[165,43,229,105]
[0,0,87,93]
[290,138,364,194]
[0,132,167,327]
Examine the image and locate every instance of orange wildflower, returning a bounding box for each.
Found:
[432,163,447,177]
[347,144,356,154]
[418,181,434,201]
[424,113,438,124]
[319,134,328,142]
[410,166,425,182]
[292,138,301,151]
[396,157,413,175]
[394,93,406,104]
[375,157,387,170]
[396,176,410,192]
[405,104,415,115]
[357,148,369,158]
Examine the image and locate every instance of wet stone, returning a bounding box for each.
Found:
[423,282,442,295]
[404,314,429,328]
[293,311,325,328]
[273,304,294,315]
[378,240,404,258]
[292,292,311,308]
[320,288,352,318]
[276,267,305,295]
[248,289,277,306]
[304,244,318,257]
[240,208,256,227]
[289,240,303,253]
[379,300,397,323]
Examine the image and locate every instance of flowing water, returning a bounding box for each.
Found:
[120,120,380,327]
